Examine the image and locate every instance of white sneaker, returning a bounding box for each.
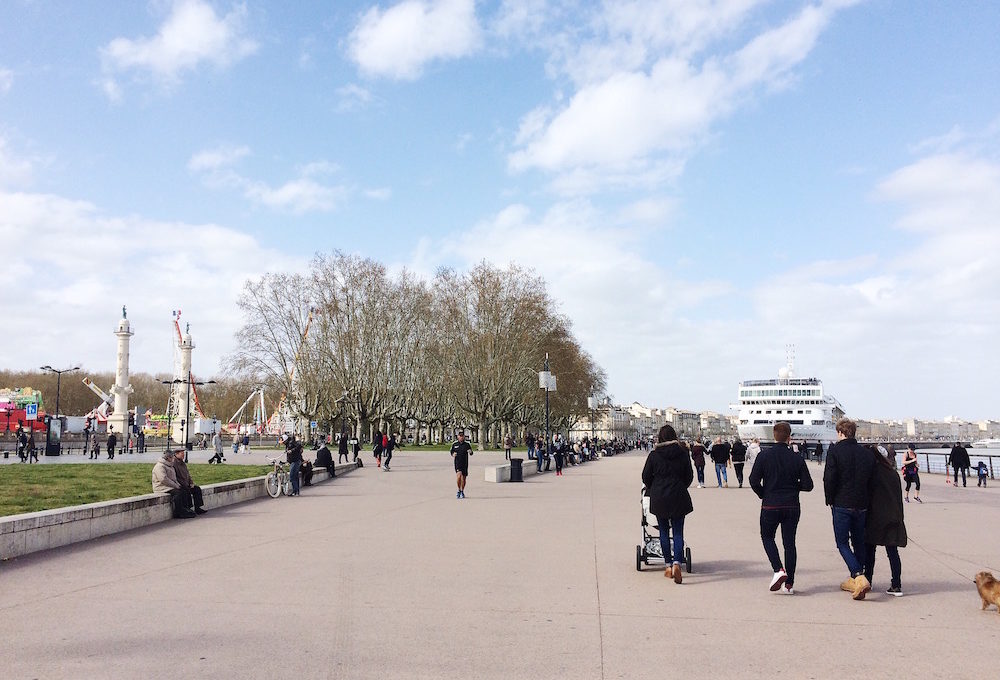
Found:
[769,569,787,592]
[781,584,794,595]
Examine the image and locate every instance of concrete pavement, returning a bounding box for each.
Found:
[1,449,997,679]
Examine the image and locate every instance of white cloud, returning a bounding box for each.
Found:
[0,68,12,94]
[348,0,481,80]
[187,144,250,172]
[508,1,858,192]
[100,0,257,95]
[188,145,349,214]
[0,136,43,187]
[336,83,372,112]
[0,189,302,377]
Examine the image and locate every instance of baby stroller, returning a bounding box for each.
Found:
[636,485,692,572]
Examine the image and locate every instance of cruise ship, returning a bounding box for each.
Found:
[735,357,844,444]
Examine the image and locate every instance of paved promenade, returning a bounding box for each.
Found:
[1,450,997,679]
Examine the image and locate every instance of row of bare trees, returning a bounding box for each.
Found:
[227,252,606,448]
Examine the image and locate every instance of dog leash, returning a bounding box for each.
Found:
[906,535,998,581]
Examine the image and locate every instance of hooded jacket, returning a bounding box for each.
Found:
[865,451,908,547]
[152,453,181,493]
[641,441,694,518]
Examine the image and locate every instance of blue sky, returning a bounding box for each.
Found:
[1,0,999,420]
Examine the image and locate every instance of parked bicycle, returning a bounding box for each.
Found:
[265,458,293,498]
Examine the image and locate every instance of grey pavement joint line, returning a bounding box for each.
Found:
[590,471,606,680]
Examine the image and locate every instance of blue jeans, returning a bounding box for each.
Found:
[289,460,301,494]
[655,514,685,566]
[832,507,867,576]
[695,466,705,485]
[714,463,728,486]
[953,467,967,486]
[760,507,800,586]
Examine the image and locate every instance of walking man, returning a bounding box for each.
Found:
[208,430,225,464]
[731,437,748,488]
[749,422,813,594]
[824,418,875,600]
[709,437,731,488]
[451,431,473,499]
[947,442,970,487]
[338,434,350,464]
[107,426,117,460]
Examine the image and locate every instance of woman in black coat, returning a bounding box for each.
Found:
[641,424,694,583]
[863,445,907,596]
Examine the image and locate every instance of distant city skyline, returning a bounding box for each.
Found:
[1,1,998,419]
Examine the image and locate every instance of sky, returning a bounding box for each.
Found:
[1,0,998,421]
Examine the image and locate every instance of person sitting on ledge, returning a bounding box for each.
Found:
[315,442,335,478]
[152,449,202,519]
[173,449,207,515]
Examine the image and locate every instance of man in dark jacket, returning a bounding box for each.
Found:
[749,422,813,594]
[641,424,694,584]
[731,438,748,488]
[316,441,336,478]
[947,442,971,487]
[823,418,875,600]
[709,437,731,488]
[284,434,304,496]
[337,434,350,464]
[863,446,907,596]
[172,451,207,515]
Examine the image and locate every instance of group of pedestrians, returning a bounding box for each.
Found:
[642,418,910,598]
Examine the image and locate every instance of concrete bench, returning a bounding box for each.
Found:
[484,458,544,483]
[0,462,359,561]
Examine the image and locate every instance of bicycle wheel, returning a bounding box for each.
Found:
[265,471,281,498]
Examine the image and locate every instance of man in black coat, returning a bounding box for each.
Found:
[709,437,731,488]
[749,422,813,594]
[823,418,875,600]
[337,434,350,464]
[316,442,335,478]
[731,438,748,488]
[947,442,971,487]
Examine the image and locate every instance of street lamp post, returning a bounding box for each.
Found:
[40,364,80,455]
[539,354,556,460]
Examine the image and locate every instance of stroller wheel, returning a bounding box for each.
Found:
[685,546,692,573]
[636,545,642,572]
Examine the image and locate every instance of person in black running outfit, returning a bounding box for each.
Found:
[451,431,473,499]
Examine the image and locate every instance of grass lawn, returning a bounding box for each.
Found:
[0,464,269,517]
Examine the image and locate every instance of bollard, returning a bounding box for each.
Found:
[510,458,524,483]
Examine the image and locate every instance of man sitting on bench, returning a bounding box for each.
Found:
[152,449,205,518]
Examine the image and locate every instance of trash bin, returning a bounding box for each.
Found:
[510,458,524,482]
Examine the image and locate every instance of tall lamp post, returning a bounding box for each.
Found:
[587,390,597,447]
[539,354,556,459]
[40,364,80,455]
[160,378,182,451]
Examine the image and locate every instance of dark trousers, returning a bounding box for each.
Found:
[338,451,349,463]
[760,506,800,586]
[733,462,745,487]
[168,487,202,516]
[953,467,967,486]
[978,473,988,487]
[324,463,336,478]
[864,543,901,589]
[695,465,705,485]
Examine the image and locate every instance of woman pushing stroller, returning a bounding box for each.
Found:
[641,424,694,584]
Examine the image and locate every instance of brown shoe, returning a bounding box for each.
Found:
[840,577,856,592]
[664,566,672,579]
[852,575,871,600]
[672,563,683,584]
